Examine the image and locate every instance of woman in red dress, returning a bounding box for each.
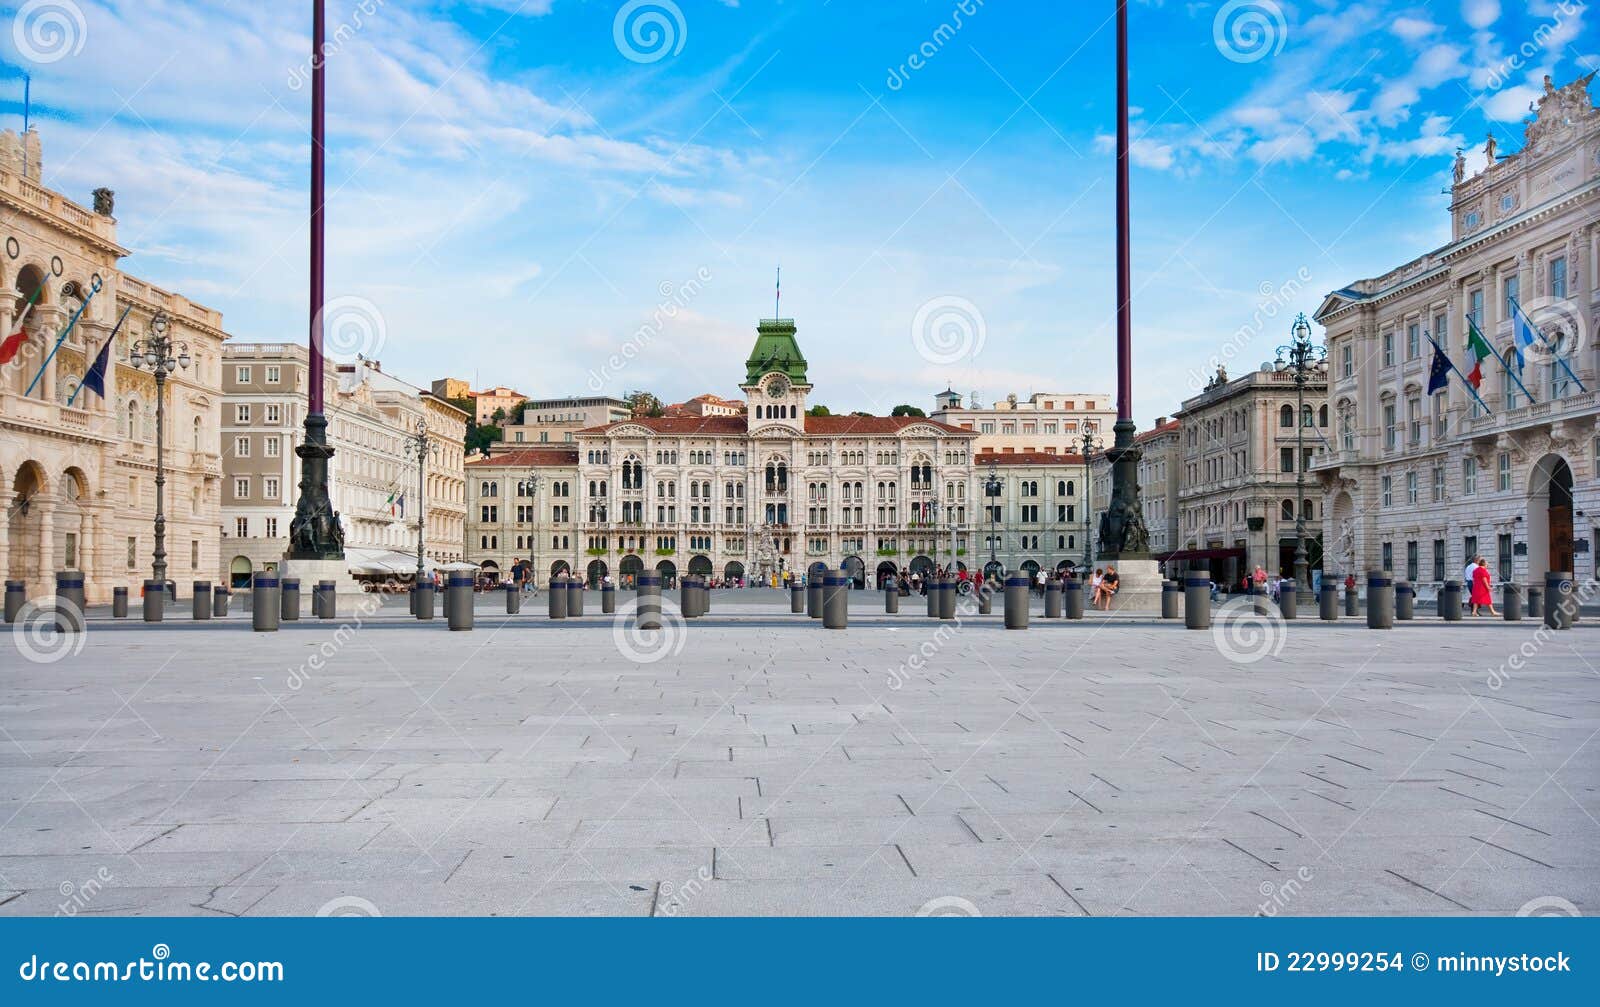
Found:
[1469,557,1497,617]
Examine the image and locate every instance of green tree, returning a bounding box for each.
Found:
[626,391,665,417]
[891,404,926,417]
[807,404,831,416]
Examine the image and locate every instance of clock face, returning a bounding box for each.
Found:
[767,376,789,398]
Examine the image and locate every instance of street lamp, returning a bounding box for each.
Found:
[984,460,1002,578]
[519,470,542,587]
[404,418,440,589]
[128,310,190,592]
[1274,312,1328,604]
[1079,421,1101,574]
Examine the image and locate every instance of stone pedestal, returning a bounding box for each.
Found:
[278,558,372,618]
[1104,558,1164,614]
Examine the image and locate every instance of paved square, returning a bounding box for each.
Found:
[3,591,1597,917]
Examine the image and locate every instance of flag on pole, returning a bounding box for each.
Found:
[0,282,47,365]
[69,304,133,405]
[397,493,405,518]
[387,491,397,516]
[1464,316,1494,389]
[1426,342,1451,395]
[26,277,102,397]
[1427,334,1492,416]
[1510,296,1588,394]
[1509,298,1537,370]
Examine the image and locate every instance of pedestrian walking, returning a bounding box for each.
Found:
[1469,556,1498,616]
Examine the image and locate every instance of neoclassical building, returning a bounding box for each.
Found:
[2,129,229,604]
[466,318,979,587]
[1313,75,1598,589]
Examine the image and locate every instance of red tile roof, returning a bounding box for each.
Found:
[467,447,579,468]
[1135,417,1182,444]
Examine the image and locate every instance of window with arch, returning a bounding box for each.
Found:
[1280,404,1294,427]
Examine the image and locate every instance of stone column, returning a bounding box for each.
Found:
[35,493,54,594]
[0,489,10,583]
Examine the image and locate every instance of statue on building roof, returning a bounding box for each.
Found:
[1452,149,1466,184]
[1484,132,1498,164]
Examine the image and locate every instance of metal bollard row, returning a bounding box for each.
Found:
[1277,580,1297,621]
[1160,580,1180,620]
[446,574,474,631]
[113,585,129,619]
[280,578,301,622]
[636,573,662,631]
[144,580,165,623]
[1394,582,1413,621]
[252,573,279,632]
[1544,571,1575,631]
[602,583,616,614]
[1440,580,1462,622]
[1003,575,1029,630]
[1045,579,1063,619]
[822,569,849,629]
[54,570,85,633]
[548,575,568,620]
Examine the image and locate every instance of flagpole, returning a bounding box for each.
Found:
[24,277,101,397]
[1428,334,1493,416]
[67,304,133,406]
[1510,297,1588,393]
[1470,316,1537,404]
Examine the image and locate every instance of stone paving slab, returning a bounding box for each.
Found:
[1,593,1596,916]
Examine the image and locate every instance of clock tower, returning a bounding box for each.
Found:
[743,317,810,433]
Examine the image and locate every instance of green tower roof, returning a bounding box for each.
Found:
[744,318,808,385]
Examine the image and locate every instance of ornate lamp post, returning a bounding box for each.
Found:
[128,310,189,590]
[1275,312,1328,604]
[984,460,1001,577]
[1079,421,1101,573]
[518,470,542,587]
[404,418,440,588]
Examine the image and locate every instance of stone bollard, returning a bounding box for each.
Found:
[1366,570,1394,630]
[1064,579,1084,620]
[568,577,585,618]
[4,580,23,623]
[143,580,165,623]
[1160,580,1180,620]
[1185,570,1211,630]
[702,579,712,615]
[636,573,662,631]
[822,569,849,630]
[1544,571,1575,631]
[1440,580,1463,622]
[926,578,939,618]
[213,585,229,618]
[445,574,473,631]
[316,581,337,619]
[251,573,279,632]
[547,575,568,620]
[680,576,698,620]
[1502,583,1523,621]
[1527,586,1543,620]
[602,583,616,614]
[191,580,211,622]
[1319,580,1339,622]
[113,586,129,619]
[1003,574,1030,630]
[505,583,521,615]
[1344,582,1360,617]
[884,579,899,614]
[807,577,823,620]
[1394,582,1413,621]
[415,583,436,622]
[790,582,804,614]
[1278,580,1297,621]
[1045,579,1063,619]
[54,570,86,633]
[279,578,301,622]
[939,577,957,620]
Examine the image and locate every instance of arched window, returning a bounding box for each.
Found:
[1281,499,1294,521]
[1318,404,1329,427]
[1301,404,1314,428]
[1279,404,1294,427]
[192,416,203,451]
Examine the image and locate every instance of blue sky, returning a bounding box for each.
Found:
[2,0,1595,425]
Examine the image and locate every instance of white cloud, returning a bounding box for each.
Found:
[1462,0,1501,30]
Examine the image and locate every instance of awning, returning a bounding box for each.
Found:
[344,548,433,576]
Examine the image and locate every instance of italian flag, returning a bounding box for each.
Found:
[1465,317,1494,390]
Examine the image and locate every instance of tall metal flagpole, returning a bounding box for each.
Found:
[287,0,345,561]
[1099,0,1150,562]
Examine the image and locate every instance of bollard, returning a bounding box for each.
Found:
[1185,570,1211,630]
[1502,583,1523,621]
[1544,571,1575,631]
[1344,582,1359,617]
[54,570,86,633]
[702,580,712,616]
[213,585,229,618]
[1277,580,1297,621]
[1440,580,1463,622]
[926,578,939,618]
[939,577,957,620]
[822,569,848,630]
[143,580,164,623]
[978,583,994,616]
[191,580,211,622]
[444,574,473,631]
[251,573,279,632]
[636,573,662,631]
[4,580,23,623]
[1366,570,1394,630]
[415,582,436,622]
[1003,574,1030,630]
[1319,580,1338,621]
[112,586,128,619]
[548,575,568,620]
[807,576,823,620]
[1064,579,1084,620]
[884,579,899,614]
[790,582,804,614]
[568,576,585,618]
[1160,580,1180,620]
[602,583,616,614]
[505,584,521,615]
[316,581,337,619]
[1527,586,1543,620]
[279,578,301,622]
[1394,582,1413,621]
[1045,579,1063,619]
[1253,585,1273,617]
[680,576,698,620]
